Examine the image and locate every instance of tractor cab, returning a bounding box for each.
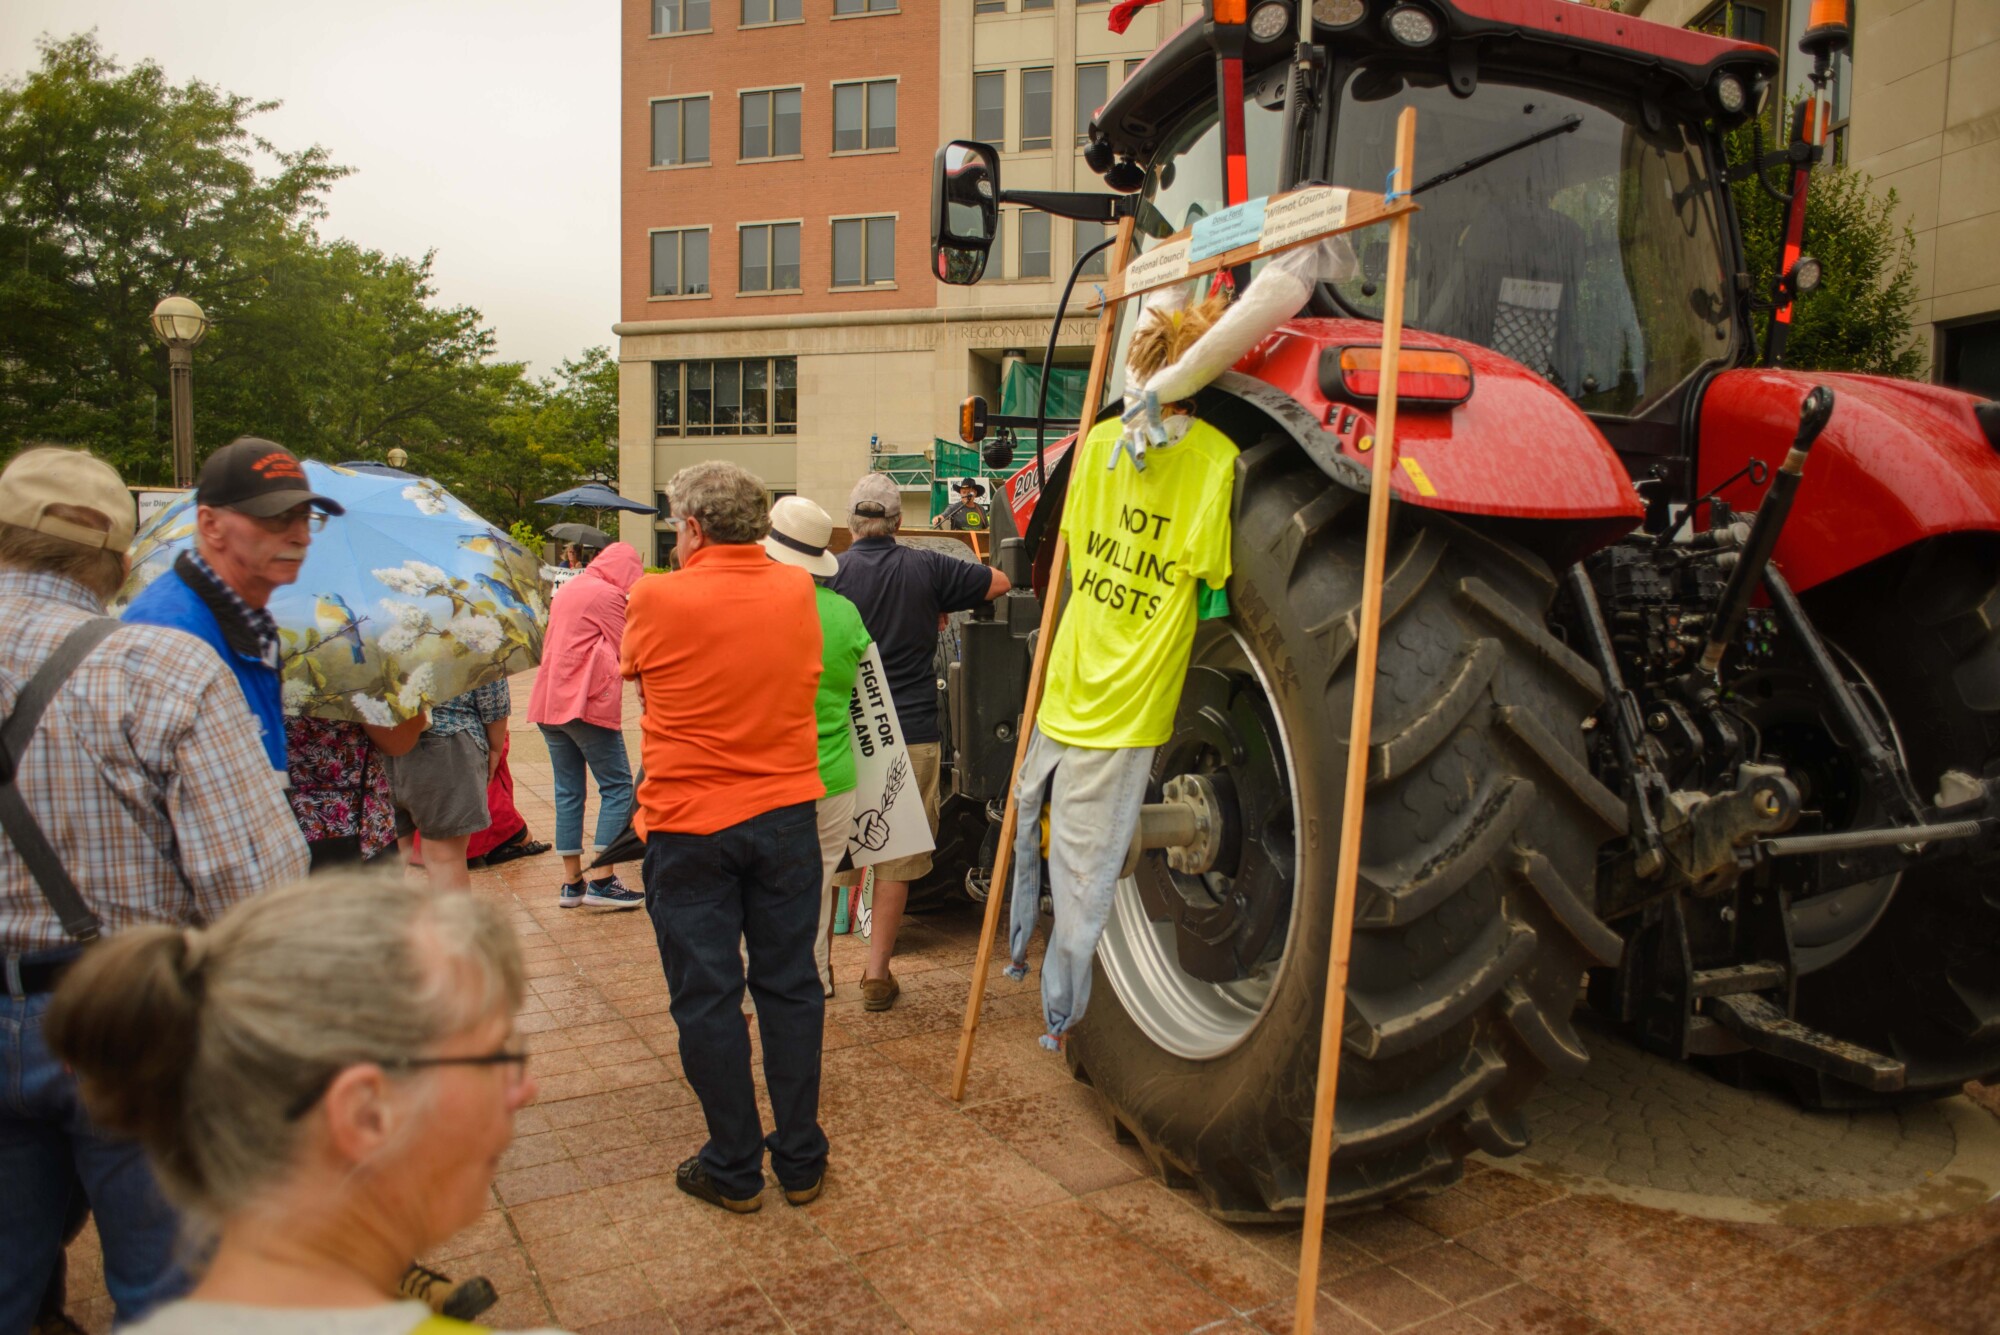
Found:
[1082,0,1778,456]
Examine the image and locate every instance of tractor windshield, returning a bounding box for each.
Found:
[1328,68,1736,417]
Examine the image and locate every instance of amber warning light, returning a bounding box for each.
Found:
[1327,346,1474,408]
[1801,0,1851,56]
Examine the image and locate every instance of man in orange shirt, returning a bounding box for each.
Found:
[620,461,828,1213]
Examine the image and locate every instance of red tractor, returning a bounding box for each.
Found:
[927,0,2000,1218]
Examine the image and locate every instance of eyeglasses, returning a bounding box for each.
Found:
[283,1046,530,1121]
[235,505,329,534]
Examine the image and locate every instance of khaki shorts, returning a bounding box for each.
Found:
[836,741,940,885]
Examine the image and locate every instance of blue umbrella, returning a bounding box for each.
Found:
[536,481,657,514]
[116,463,546,726]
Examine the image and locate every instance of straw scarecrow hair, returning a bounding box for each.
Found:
[1127,286,1231,390]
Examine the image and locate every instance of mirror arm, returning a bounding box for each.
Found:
[997,190,1135,223]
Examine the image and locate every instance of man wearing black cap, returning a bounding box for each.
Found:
[123,437,344,776]
[935,478,989,532]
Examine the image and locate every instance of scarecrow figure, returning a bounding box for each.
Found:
[1005,234,1358,1050]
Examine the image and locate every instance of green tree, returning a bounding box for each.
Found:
[0,33,346,479]
[1726,108,1925,377]
[0,33,547,499]
[432,347,620,534]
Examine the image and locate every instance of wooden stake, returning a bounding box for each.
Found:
[951,215,1138,1104]
[1294,105,1419,1335]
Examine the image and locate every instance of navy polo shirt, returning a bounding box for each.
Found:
[829,536,993,745]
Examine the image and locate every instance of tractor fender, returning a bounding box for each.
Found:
[1231,321,1644,536]
[1697,368,2000,593]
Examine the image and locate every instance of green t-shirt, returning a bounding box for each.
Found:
[1037,416,1237,748]
[813,584,873,795]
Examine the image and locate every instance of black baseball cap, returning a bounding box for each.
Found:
[196,437,345,518]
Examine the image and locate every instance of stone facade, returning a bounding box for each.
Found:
[1633,0,2000,393]
[614,1,1201,556]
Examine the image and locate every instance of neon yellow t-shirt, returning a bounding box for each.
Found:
[1036,415,1237,749]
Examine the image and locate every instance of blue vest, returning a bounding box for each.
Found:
[123,570,287,774]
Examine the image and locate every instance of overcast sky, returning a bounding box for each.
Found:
[1,0,618,379]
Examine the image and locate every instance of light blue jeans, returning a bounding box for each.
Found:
[537,720,635,859]
[1006,728,1157,1047]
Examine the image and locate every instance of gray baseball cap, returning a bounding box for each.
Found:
[848,473,902,521]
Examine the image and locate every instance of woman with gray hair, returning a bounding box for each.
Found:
[43,876,566,1334]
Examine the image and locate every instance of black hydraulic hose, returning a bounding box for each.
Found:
[1035,236,1119,492]
[1698,385,1835,677]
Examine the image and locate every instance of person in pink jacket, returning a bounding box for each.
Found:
[527,541,644,909]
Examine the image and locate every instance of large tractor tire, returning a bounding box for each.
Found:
[1784,536,2000,1106]
[1067,436,1625,1219]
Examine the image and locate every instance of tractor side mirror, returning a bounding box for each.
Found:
[932,141,1000,286]
[959,395,990,445]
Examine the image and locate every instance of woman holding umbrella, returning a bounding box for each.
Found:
[527,541,644,909]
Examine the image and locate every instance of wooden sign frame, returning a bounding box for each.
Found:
[945,117,1422,1335]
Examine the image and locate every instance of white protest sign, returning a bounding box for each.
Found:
[844,644,935,868]
[540,564,581,590]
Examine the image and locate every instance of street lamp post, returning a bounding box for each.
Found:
[150,296,209,488]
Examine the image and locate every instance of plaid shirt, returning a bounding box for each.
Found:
[428,679,512,744]
[0,568,310,953]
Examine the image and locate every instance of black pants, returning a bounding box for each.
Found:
[643,801,827,1198]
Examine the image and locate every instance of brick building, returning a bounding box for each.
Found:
[613,0,1207,559]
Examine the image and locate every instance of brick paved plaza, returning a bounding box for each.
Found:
[56,681,2000,1333]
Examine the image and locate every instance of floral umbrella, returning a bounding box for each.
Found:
[116,463,546,725]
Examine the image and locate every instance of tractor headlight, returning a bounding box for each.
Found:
[1793,255,1823,294]
[1713,73,1746,115]
[1313,0,1366,26]
[1249,1,1293,40]
[1383,3,1439,45]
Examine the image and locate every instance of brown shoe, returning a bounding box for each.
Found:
[397,1262,497,1320]
[676,1154,763,1213]
[860,971,899,1012]
[783,1168,825,1206]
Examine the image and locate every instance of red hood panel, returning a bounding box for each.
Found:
[1699,368,2000,591]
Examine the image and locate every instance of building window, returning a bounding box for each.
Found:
[833,0,896,12]
[1021,68,1052,151]
[833,79,896,152]
[1020,211,1050,279]
[973,71,1005,144]
[832,216,895,288]
[1692,1,1766,44]
[652,0,711,34]
[740,87,802,159]
[1075,64,1107,146]
[974,0,1006,10]
[987,209,1005,280]
[740,221,801,292]
[1022,0,1052,8]
[650,228,709,297]
[655,358,799,436]
[651,96,710,166]
[1073,218,1108,277]
[1124,58,1144,82]
[1942,318,2000,400]
[740,0,800,22]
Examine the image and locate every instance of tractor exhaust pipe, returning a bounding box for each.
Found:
[1698,386,1835,677]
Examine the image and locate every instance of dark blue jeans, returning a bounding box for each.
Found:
[2,983,191,1330]
[643,801,828,1199]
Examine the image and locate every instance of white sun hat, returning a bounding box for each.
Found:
[763,494,840,577]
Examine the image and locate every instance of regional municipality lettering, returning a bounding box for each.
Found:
[1077,504,1178,621]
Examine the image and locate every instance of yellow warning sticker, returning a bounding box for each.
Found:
[1399,456,1439,497]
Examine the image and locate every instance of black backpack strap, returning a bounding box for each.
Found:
[0,617,124,943]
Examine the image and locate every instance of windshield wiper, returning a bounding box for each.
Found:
[1412,115,1584,197]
